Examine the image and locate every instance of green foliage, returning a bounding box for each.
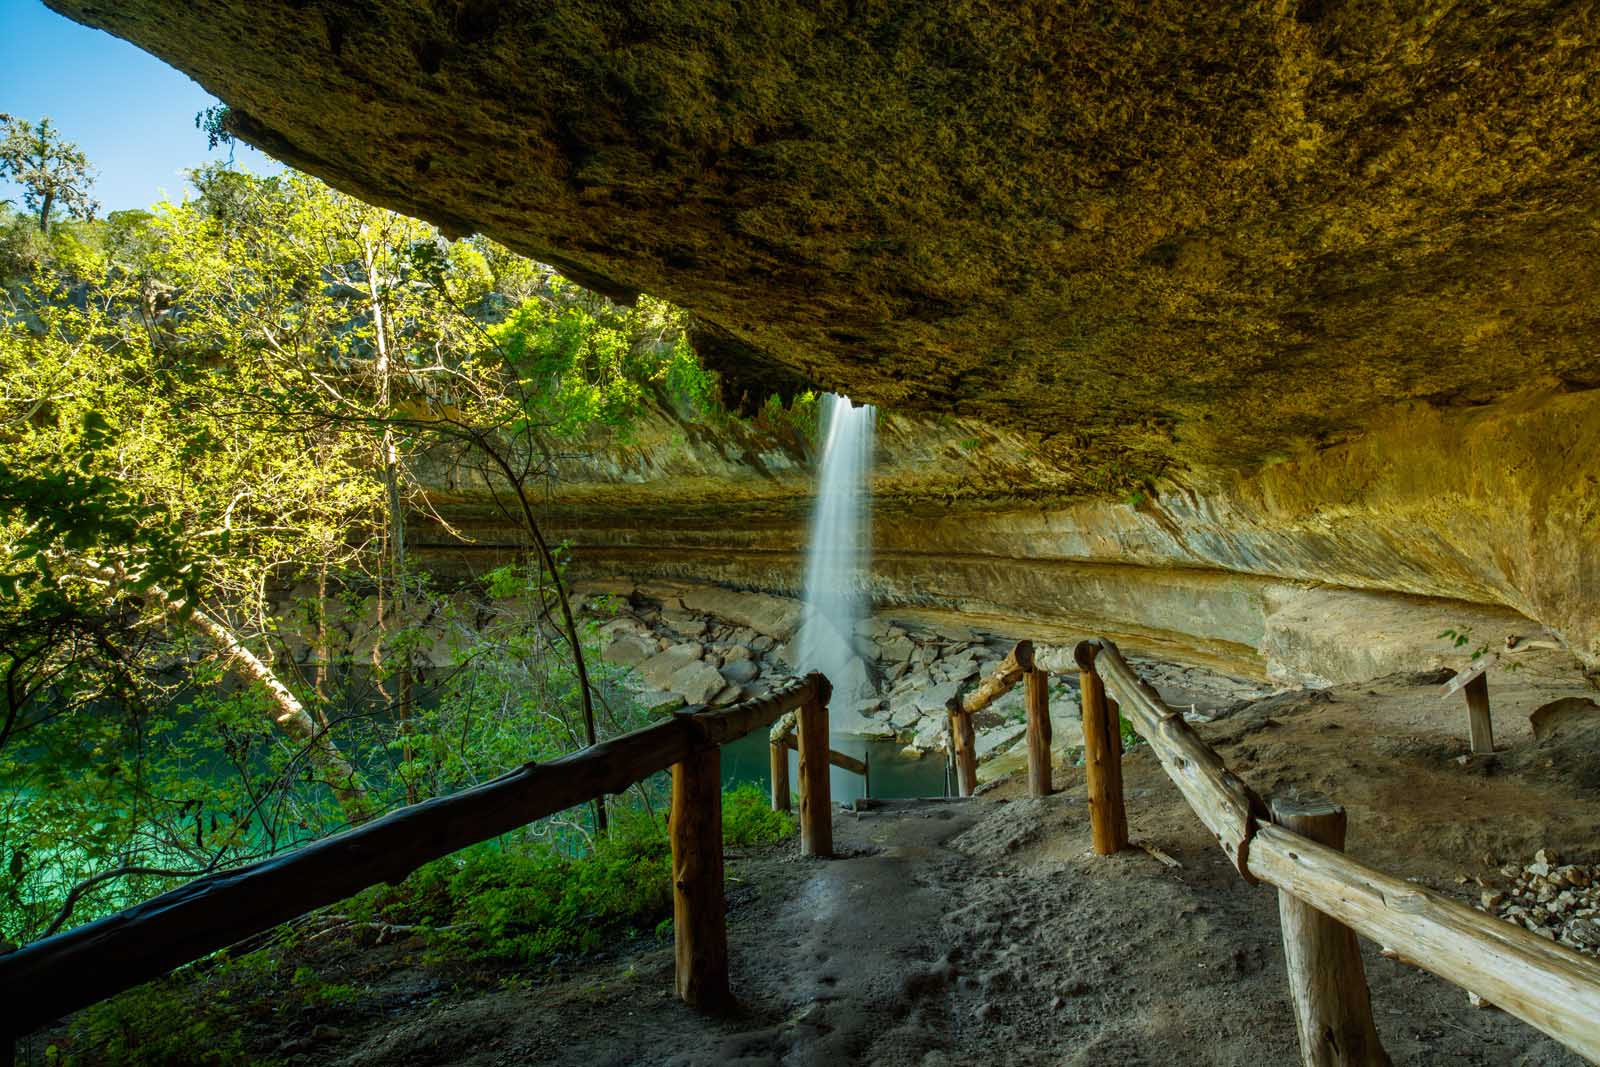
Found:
[721,782,796,845]
[1439,627,1490,661]
[0,115,98,233]
[490,289,715,436]
[1118,711,1144,751]
[47,976,260,1066]
[0,161,727,954]
[357,786,792,964]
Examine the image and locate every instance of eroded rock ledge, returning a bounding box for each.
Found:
[47,0,1600,487]
[413,384,1598,680]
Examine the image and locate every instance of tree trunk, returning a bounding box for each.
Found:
[182,603,370,823]
[364,235,416,802]
[474,433,607,835]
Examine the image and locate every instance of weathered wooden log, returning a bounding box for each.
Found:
[769,740,791,812]
[946,699,979,797]
[1025,668,1052,797]
[959,640,1034,715]
[780,734,868,776]
[1248,823,1600,1064]
[671,744,729,1010]
[1268,796,1390,1067]
[0,674,826,1040]
[1464,673,1494,755]
[1074,644,1128,854]
[1084,639,1260,876]
[797,688,833,857]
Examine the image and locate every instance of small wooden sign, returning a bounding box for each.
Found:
[1441,653,1498,699]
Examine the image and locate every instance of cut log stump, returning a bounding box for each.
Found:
[1269,795,1390,1067]
[798,690,833,857]
[671,745,729,1011]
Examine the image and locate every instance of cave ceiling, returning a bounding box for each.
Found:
[50,0,1600,487]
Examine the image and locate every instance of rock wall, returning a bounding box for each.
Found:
[413,383,1596,685]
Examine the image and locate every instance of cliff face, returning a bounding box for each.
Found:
[414,381,1598,683]
[50,0,1600,679]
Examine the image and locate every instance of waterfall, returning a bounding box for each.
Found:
[797,393,877,705]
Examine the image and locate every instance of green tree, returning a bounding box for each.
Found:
[0,115,98,233]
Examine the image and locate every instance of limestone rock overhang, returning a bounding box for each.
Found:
[45,0,1600,488]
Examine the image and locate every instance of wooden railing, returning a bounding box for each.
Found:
[1,673,835,1050]
[1075,637,1600,1066]
[943,640,1052,798]
[767,710,868,845]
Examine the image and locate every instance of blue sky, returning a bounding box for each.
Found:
[0,0,284,215]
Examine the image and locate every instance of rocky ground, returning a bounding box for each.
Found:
[31,632,1598,1067]
[583,580,1275,771]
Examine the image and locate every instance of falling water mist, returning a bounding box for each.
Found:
[797,393,877,704]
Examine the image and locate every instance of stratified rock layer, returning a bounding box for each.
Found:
[414,384,1599,676]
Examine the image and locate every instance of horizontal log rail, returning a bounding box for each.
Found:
[779,732,867,776]
[945,641,1054,797]
[767,710,868,818]
[2,674,831,1043]
[1076,637,1600,1064]
[768,711,869,776]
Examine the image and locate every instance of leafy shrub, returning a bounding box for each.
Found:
[364,785,793,964]
[721,783,794,846]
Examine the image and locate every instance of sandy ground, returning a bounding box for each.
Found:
[29,650,1600,1066]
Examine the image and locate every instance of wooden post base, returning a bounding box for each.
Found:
[798,688,833,857]
[1076,645,1128,854]
[947,704,978,797]
[769,740,791,812]
[1270,795,1390,1067]
[1464,673,1494,755]
[1025,668,1052,797]
[671,746,729,1011]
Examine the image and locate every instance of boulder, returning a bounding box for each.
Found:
[854,616,896,639]
[674,586,804,639]
[749,634,775,653]
[720,658,760,685]
[913,716,950,751]
[975,723,1028,759]
[636,690,685,715]
[669,660,727,705]
[888,702,924,731]
[722,644,753,663]
[710,683,743,707]
[880,635,916,663]
[828,698,896,739]
[660,610,708,638]
[940,655,980,683]
[832,655,876,703]
[638,642,704,689]
[602,634,657,668]
[915,680,964,715]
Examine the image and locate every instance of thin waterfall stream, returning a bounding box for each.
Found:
[796,393,877,706]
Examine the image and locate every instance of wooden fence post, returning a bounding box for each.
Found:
[946,698,978,797]
[1269,795,1390,1067]
[798,674,833,857]
[1074,641,1128,854]
[769,740,791,812]
[670,743,728,1011]
[1025,667,1052,797]
[1464,673,1494,755]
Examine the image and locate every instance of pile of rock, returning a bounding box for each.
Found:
[582,582,1073,758]
[1478,849,1600,955]
[594,594,786,712]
